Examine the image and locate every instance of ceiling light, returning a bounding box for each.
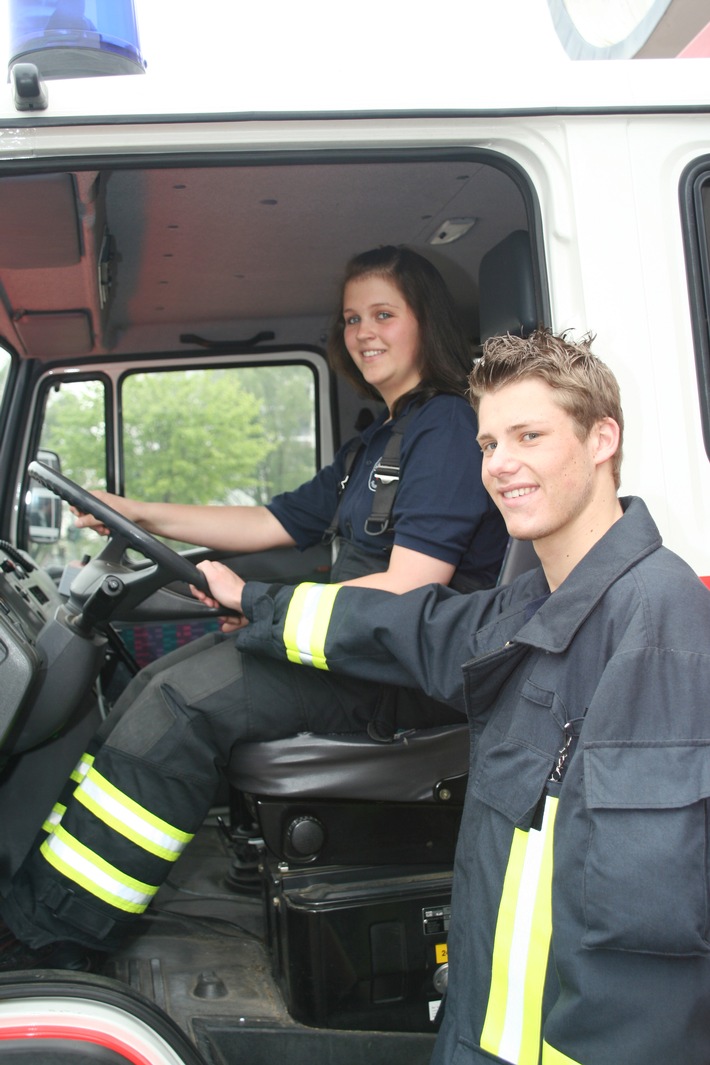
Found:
[428,218,477,245]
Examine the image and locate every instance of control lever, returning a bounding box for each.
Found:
[72,574,126,635]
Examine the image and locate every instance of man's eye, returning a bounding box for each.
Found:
[481,441,497,453]
[523,432,540,442]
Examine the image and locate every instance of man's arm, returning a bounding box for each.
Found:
[230,576,509,710]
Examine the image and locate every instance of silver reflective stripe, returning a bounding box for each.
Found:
[283,582,341,670]
[75,767,193,861]
[41,825,158,913]
[480,794,558,1065]
[70,752,94,784]
[42,803,66,834]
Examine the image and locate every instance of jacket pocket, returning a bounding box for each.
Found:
[582,741,710,956]
[470,679,565,829]
[472,739,553,829]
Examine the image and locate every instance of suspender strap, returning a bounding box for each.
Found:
[364,417,408,535]
[321,439,363,545]
[322,409,415,545]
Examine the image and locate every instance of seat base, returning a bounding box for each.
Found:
[252,794,463,865]
[265,857,453,1032]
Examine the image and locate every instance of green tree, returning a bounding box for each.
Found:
[238,364,316,501]
[30,362,318,561]
[122,369,272,505]
[41,379,107,487]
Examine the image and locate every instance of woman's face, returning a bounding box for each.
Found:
[342,274,422,410]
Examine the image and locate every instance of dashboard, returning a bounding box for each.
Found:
[0,544,104,758]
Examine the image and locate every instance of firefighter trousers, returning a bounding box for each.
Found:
[1,632,458,950]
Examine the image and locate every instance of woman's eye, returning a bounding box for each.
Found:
[376,311,393,320]
[344,315,359,326]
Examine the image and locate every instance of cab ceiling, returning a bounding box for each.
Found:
[0,158,527,362]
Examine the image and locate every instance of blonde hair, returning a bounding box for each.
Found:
[469,329,624,487]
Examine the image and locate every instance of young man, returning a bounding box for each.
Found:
[202,328,710,1065]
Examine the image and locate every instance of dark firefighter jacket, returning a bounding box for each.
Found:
[235,497,710,1065]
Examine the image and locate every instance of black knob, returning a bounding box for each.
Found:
[286,815,325,859]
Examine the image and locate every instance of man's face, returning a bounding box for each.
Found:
[476,376,604,547]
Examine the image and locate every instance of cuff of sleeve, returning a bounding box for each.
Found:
[241,580,279,620]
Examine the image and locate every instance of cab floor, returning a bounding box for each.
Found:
[102,818,437,1065]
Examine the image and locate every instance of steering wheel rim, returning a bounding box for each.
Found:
[27,460,209,594]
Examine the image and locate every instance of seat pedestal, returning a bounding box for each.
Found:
[264,857,453,1032]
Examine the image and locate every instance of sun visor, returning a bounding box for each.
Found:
[0,173,81,268]
[14,310,94,358]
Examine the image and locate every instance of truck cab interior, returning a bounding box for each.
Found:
[0,149,544,1065]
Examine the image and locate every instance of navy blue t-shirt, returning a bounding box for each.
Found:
[267,394,507,587]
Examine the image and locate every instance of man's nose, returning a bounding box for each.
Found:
[487,444,517,475]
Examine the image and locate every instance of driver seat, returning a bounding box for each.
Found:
[227,536,539,868]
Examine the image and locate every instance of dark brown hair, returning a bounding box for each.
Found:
[327,246,472,416]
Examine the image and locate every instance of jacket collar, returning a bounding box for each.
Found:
[515,496,662,654]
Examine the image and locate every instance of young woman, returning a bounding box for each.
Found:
[76,245,505,596]
[0,247,507,970]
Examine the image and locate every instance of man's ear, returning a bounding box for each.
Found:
[592,417,621,467]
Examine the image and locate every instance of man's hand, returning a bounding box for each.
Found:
[191,559,248,633]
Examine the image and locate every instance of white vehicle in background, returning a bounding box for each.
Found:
[0,2,708,1064]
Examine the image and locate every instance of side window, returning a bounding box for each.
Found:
[27,377,107,567]
[681,160,710,461]
[121,364,316,522]
[24,360,318,565]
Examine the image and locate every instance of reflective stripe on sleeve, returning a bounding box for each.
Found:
[480,794,558,1065]
[40,824,159,914]
[542,1041,583,1065]
[75,767,194,862]
[282,582,341,670]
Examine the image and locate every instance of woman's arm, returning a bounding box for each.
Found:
[342,544,455,593]
[74,493,296,553]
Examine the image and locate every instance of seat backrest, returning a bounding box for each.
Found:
[497,537,540,586]
[478,229,539,341]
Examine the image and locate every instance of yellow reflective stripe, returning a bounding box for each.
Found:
[70,751,95,784]
[41,824,158,914]
[282,582,341,670]
[542,1041,583,1065]
[481,794,558,1065]
[75,767,193,862]
[42,802,66,835]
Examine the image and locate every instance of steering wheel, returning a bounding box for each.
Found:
[27,460,210,597]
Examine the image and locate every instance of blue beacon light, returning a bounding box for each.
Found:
[8,0,146,80]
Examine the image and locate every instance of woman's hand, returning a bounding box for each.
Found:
[191,559,249,633]
[71,491,140,537]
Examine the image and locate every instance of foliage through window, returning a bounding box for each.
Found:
[26,361,318,563]
[121,364,316,517]
[29,377,107,568]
